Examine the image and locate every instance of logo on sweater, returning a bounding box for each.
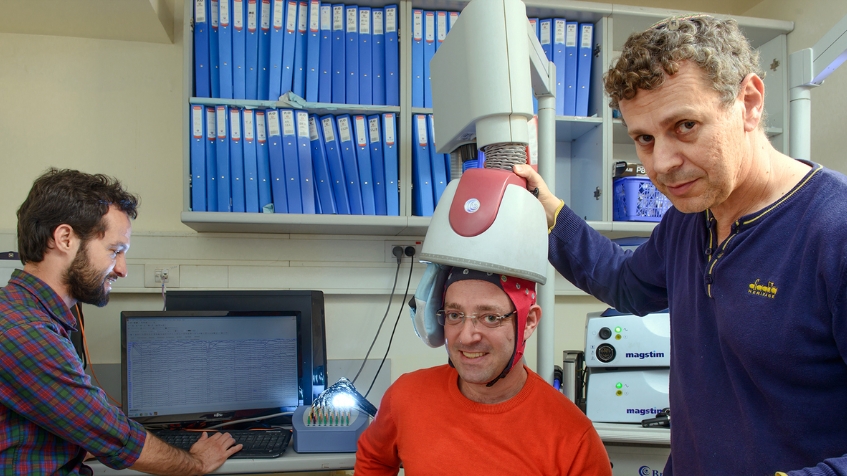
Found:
[748,279,778,299]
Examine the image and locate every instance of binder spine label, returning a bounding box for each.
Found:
[416,115,427,146]
[217,107,227,138]
[244,110,255,141]
[220,0,230,26]
[212,0,219,28]
[287,1,297,32]
[196,0,206,23]
[267,110,281,136]
[322,117,335,142]
[298,1,307,33]
[384,114,395,145]
[234,0,243,30]
[308,116,319,140]
[413,10,422,41]
[555,19,565,44]
[449,12,458,28]
[385,7,396,33]
[581,24,592,48]
[273,0,283,29]
[230,109,242,140]
[282,110,295,135]
[338,117,351,142]
[355,116,367,146]
[261,0,270,30]
[437,12,447,41]
[256,112,267,141]
[333,6,343,30]
[321,5,331,30]
[346,8,357,33]
[368,117,380,143]
[540,21,550,44]
[248,0,257,31]
[206,108,217,141]
[425,12,434,43]
[297,111,310,137]
[566,23,577,47]
[359,9,369,34]
[193,106,204,138]
[373,10,383,35]
[309,1,319,32]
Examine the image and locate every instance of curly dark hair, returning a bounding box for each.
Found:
[17,168,140,264]
[604,15,763,111]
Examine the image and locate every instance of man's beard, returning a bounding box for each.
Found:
[64,243,113,308]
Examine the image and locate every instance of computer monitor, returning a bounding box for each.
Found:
[121,310,301,425]
[164,290,328,405]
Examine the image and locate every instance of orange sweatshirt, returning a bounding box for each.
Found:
[355,365,612,475]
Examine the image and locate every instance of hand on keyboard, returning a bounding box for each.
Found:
[190,432,244,471]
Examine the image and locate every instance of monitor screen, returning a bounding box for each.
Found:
[164,290,327,406]
[121,311,301,425]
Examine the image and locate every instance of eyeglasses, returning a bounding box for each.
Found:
[435,309,516,329]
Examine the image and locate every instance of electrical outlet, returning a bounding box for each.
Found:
[384,241,423,263]
[144,264,181,288]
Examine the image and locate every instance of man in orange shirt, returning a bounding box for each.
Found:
[354,266,611,475]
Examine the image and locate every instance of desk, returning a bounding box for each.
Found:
[87,445,355,475]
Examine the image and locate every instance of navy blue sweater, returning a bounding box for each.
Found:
[550,163,847,475]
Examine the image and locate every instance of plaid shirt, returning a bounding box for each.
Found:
[0,269,145,475]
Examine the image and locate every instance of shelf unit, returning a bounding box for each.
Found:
[180,0,793,236]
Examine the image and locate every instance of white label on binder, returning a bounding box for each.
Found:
[322,117,335,142]
[346,8,357,32]
[320,5,331,30]
[211,0,219,27]
[355,116,367,146]
[273,0,283,29]
[286,1,297,32]
[416,116,428,146]
[359,9,369,35]
[206,108,216,140]
[429,115,436,140]
[413,11,422,40]
[333,5,343,31]
[385,7,396,33]
[555,19,565,44]
[267,110,281,136]
[244,111,255,141]
[425,12,434,42]
[282,110,295,136]
[216,107,227,138]
[373,10,383,35]
[449,12,458,29]
[338,117,351,142]
[437,12,447,41]
[369,117,380,143]
[220,0,230,26]
[581,24,592,48]
[230,109,241,140]
[256,112,267,142]
[261,0,270,30]
[234,0,243,30]
[566,23,577,48]
[298,2,307,32]
[193,107,203,139]
[540,21,550,45]
[384,114,395,145]
[297,112,309,137]
[309,1,319,31]
[308,116,319,141]
[195,0,206,23]
[248,0,257,31]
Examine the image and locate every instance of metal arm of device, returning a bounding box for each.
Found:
[788,13,847,160]
[426,0,559,385]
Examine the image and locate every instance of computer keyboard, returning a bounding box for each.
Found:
[154,429,292,459]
